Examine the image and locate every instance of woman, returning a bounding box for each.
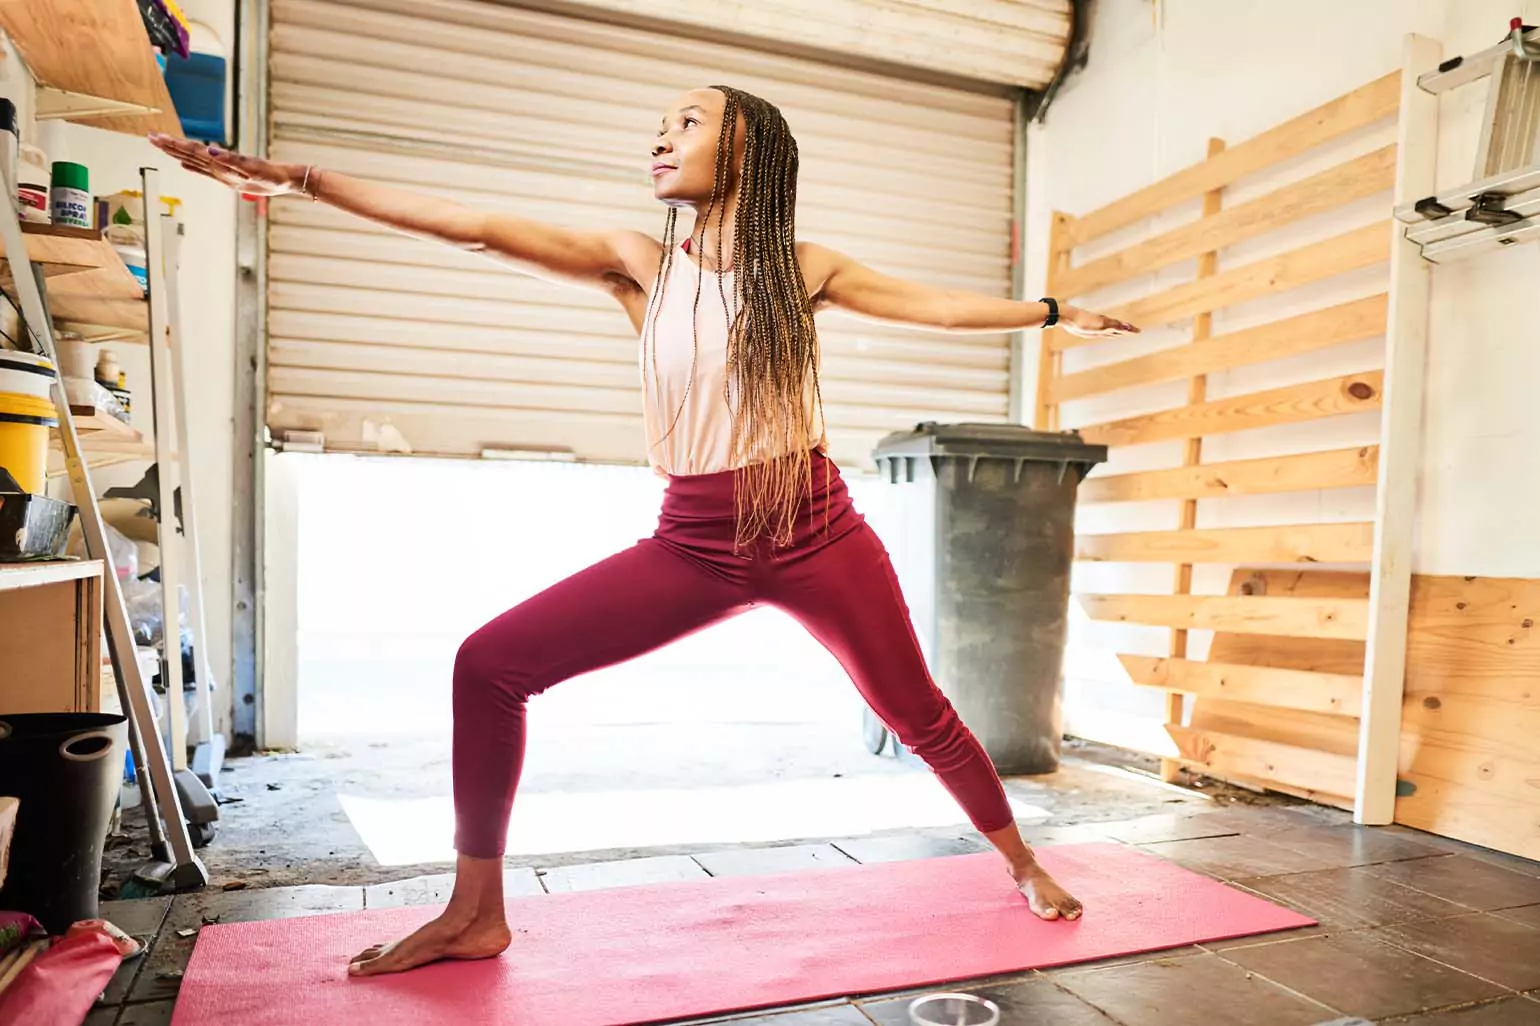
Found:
[152,84,1136,978]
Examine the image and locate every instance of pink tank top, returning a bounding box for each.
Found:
[639,244,826,477]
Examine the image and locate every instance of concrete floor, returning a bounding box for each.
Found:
[102,739,1244,890]
[88,796,1540,1025]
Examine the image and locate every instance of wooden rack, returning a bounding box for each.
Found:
[0,0,181,137]
[0,223,153,474]
[1037,38,1443,824]
[0,0,208,891]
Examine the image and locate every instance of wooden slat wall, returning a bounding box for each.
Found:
[1042,73,1403,802]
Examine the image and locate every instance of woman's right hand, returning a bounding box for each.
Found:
[149,133,307,197]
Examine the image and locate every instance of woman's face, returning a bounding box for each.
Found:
[651,88,743,206]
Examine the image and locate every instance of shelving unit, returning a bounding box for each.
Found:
[0,224,151,474]
[0,559,103,714]
[0,0,182,137]
[0,222,149,341]
[0,0,208,886]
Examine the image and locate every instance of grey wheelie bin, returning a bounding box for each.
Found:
[866,422,1108,776]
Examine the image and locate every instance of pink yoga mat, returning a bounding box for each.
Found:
[171,843,1312,1026]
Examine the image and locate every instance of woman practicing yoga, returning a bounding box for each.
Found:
[152,84,1136,978]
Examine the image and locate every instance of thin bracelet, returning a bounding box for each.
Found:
[300,164,318,201]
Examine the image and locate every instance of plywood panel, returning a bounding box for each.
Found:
[1395,575,1540,859]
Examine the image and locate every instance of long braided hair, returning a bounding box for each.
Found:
[640,86,825,550]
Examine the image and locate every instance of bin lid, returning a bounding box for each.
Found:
[872,421,1108,465]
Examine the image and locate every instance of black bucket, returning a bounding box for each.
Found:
[0,712,128,933]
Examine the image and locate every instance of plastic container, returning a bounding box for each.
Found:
[53,330,93,381]
[0,713,129,934]
[0,391,59,494]
[17,144,50,223]
[50,161,92,229]
[0,350,57,400]
[908,994,1000,1026]
[870,422,1108,775]
[112,241,149,293]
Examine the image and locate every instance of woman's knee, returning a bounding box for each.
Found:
[454,622,530,702]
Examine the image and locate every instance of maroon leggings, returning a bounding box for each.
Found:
[451,451,1015,858]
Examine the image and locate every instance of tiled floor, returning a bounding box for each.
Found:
[84,804,1540,1026]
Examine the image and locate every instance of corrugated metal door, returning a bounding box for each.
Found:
[266,0,1018,467]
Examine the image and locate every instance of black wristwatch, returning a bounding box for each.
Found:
[1040,296,1059,327]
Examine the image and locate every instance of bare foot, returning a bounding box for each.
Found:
[1012,861,1083,921]
[348,909,512,977]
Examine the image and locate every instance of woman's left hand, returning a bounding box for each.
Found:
[1061,305,1140,337]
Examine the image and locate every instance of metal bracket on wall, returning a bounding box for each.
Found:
[277,429,324,453]
[1394,20,1540,263]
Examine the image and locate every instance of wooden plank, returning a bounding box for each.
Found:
[1078,371,1383,448]
[1357,35,1442,828]
[1064,709,1355,810]
[1079,446,1380,504]
[0,560,102,593]
[1191,697,1360,757]
[1403,576,1540,699]
[0,797,16,889]
[1168,725,1360,800]
[1400,692,1540,765]
[45,293,150,337]
[0,0,182,136]
[1394,772,1540,862]
[1060,146,1399,298]
[1394,573,1540,858]
[1121,655,1364,716]
[1034,212,1071,430]
[1051,294,1389,403]
[1163,136,1227,784]
[1064,71,1401,248]
[1053,222,1392,349]
[1078,522,1374,565]
[1079,593,1369,640]
[1208,569,1369,675]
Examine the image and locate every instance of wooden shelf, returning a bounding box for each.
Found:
[70,405,141,441]
[0,223,149,340]
[51,408,153,457]
[0,559,102,594]
[0,0,182,138]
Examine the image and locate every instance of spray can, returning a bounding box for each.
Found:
[50,161,92,229]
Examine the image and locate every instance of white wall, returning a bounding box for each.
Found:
[1022,0,1540,739]
[11,2,240,734]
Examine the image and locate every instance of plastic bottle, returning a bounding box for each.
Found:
[17,144,49,223]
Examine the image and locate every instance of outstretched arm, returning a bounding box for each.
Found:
[800,242,1138,338]
[148,135,653,294]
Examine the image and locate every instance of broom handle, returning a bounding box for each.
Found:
[0,938,48,995]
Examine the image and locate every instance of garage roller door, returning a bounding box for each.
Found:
[266,0,1019,467]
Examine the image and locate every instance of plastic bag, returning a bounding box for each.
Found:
[66,520,137,582]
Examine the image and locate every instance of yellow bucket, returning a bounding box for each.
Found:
[0,391,58,494]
